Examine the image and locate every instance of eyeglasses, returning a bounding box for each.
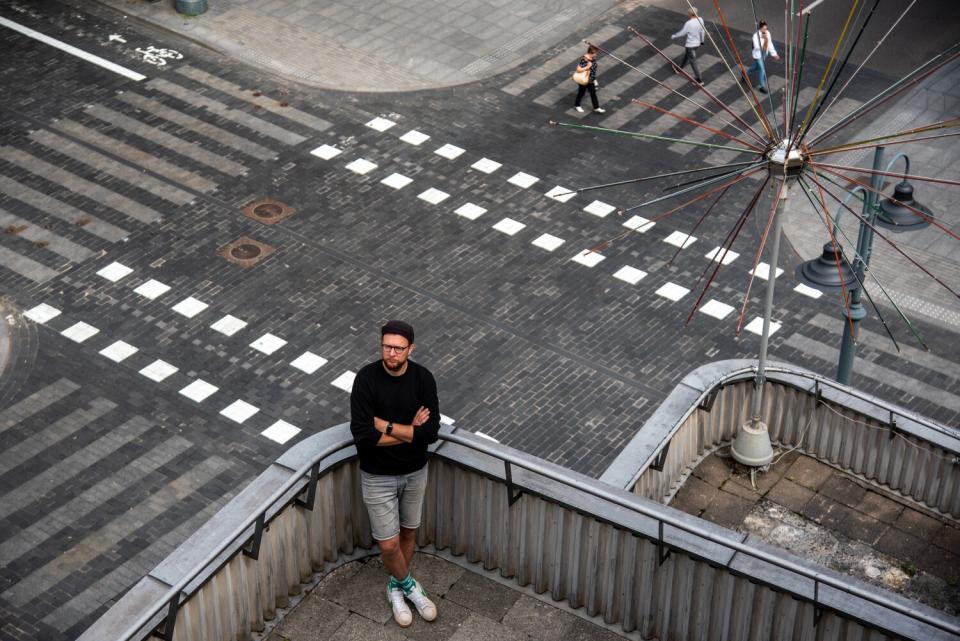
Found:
[381,344,409,353]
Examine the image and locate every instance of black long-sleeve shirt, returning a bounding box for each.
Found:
[349,360,440,475]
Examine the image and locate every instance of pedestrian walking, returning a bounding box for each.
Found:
[745,20,780,93]
[350,320,441,628]
[573,45,606,113]
[671,7,706,84]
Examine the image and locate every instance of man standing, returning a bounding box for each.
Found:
[671,7,706,85]
[350,320,441,627]
[746,20,780,94]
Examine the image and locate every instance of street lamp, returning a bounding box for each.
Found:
[795,145,933,386]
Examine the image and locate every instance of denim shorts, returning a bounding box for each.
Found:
[360,466,428,541]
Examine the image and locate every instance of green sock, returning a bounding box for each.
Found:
[388,576,401,591]
[399,572,416,594]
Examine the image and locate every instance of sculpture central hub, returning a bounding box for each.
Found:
[767,141,806,177]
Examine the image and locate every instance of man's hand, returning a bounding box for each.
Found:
[773,54,781,61]
[412,406,430,428]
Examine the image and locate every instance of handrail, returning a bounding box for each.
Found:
[118,428,959,641]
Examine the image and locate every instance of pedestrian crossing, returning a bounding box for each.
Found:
[0,65,326,286]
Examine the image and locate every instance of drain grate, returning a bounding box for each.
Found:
[217,236,276,268]
[241,197,296,225]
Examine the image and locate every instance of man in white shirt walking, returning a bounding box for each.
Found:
[671,7,706,84]
[746,20,780,94]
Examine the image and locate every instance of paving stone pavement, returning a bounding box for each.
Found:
[0,1,957,640]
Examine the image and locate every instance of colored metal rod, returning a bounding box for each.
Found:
[809,46,960,147]
[748,0,782,139]
[667,182,730,267]
[811,118,960,154]
[808,163,960,299]
[813,167,959,242]
[549,161,759,197]
[630,27,771,145]
[584,39,752,140]
[797,0,862,141]
[815,0,918,130]
[808,132,960,157]
[786,15,810,150]
[631,99,766,151]
[736,180,782,335]
[550,120,758,152]
[799,0,880,143]
[707,1,775,140]
[685,177,768,325]
[620,164,765,214]
[814,162,960,188]
[661,163,760,192]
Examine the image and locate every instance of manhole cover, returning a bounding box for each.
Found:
[217,236,276,268]
[241,197,295,225]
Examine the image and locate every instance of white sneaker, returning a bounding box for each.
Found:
[388,586,413,627]
[594,107,606,113]
[405,579,437,622]
[574,106,584,113]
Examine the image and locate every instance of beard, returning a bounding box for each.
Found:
[383,358,406,372]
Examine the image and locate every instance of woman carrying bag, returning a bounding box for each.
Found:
[572,45,605,113]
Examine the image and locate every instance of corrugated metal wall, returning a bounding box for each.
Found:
[631,380,960,517]
[166,457,906,641]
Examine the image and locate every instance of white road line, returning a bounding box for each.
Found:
[0,17,146,82]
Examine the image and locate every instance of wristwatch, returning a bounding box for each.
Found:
[385,422,394,435]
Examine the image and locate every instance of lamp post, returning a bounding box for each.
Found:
[795,145,933,386]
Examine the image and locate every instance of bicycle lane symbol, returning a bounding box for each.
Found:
[134,45,184,67]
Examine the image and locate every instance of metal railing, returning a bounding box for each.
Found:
[117,428,958,641]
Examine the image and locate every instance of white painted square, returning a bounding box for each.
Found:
[531,233,564,251]
[492,218,525,236]
[475,431,499,442]
[699,300,735,320]
[663,231,697,249]
[23,303,61,324]
[365,116,396,132]
[622,215,655,232]
[210,314,247,336]
[794,283,824,299]
[262,420,301,444]
[440,414,455,425]
[220,400,259,424]
[381,173,413,189]
[99,340,138,363]
[434,143,465,160]
[97,261,133,282]
[545,186,575,203]
[613,266,647,285]
[399,130,430,145]
[331,370,356,393]
[61,322,99,343]
[290,351,328,374]
[179,379,219,402]
[745,317,782,336]
[507,172,539,188]
[418,188,450,204]
[705,247,740,265]
[250,333,287,355]
[139,359,178,382]
[750,262,784,280]
[471,157,501,174]
[584,200,615,218]
[172,296,208,318]
[655,282,690,301]
[310,144,342,160]
[345,158,377,175]
[454,203,486,220]
[134,279,171,300]
[571,250,605,267]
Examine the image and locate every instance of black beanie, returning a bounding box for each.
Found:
[381,320,414,344]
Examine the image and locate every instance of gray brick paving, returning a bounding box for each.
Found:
[49,118,220,193]
[0,208,95,263]
[146,77,308,145]
[0,174,128,242]
[115,91,277,160]
[27,128,197,206]
[0,379,79,433]
[1,146,163,224]
[0,245,59,283]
